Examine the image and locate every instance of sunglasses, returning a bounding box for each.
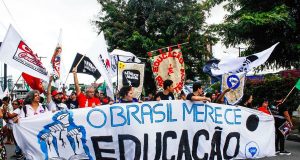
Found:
[13,103,18,105]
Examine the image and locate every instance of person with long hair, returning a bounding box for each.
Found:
[19,90,49,118]
[118,86,139,103]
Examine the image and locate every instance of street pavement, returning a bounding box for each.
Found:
[4,140,300,159]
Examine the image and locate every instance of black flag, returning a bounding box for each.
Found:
[69,53,101,80]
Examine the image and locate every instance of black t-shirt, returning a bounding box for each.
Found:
[66,99,78,109]
[186,93,195,100]
[156,92,175,100]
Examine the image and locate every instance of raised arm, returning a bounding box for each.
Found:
[216,88,231,103]
[72,67,81,96]
[47,76,53,103]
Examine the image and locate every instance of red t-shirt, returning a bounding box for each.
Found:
[258,107,271,115]
[77,92,101,108]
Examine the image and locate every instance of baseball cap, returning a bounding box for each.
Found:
[51,90,63,97]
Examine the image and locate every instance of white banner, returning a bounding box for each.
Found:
[0,25,48,81]
[14,101,275,160]
[211,43,279,75]
[117,62,145,98]
[88,32,115,98]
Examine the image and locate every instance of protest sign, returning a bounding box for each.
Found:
[221,73,246,105]
[14,101,275,160]
[117,62,145,98]
[150,48,185,94]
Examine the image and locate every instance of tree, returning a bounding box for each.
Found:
[207,0,300,70]
[93,0,216,93]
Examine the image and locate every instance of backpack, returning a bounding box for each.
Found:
[23,104,46,117]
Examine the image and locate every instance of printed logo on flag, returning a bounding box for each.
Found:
[83,60,97,73]
[13,41,47,75]
[122,70,140,87]
[245,141,259,158]
[227,75,240,90]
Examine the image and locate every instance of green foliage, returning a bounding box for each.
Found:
[94,0,216,93]
[245,76,300,111]
[206,0,300,69]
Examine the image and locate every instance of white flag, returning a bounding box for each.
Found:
[0,25,48,81]
[110,49,141,83]
[87,32,114,97]
[211,43,279,75]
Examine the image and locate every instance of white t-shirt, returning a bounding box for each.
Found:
[47,100,68,112]
[7,108,21,124]
[19,104,49,118]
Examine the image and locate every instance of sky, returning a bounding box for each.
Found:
[0,0,101,84]
[0,0,265,85]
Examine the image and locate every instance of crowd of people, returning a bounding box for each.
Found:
[0,69,294,159]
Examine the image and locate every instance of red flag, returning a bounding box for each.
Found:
[22,72,44,93]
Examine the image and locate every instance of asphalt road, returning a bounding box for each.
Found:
[4,140,300,159]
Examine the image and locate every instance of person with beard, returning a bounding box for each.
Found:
[46,76,68,112]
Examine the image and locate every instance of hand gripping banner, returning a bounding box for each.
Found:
[150,47,185,94]
[13,101,275,160]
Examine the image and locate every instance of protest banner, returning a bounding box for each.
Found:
[0,25,48,81]
[150,47,185,94]
[117,61,145,98]
[211,43,279,76]
[221,73,246,105]
[14,101,275,160]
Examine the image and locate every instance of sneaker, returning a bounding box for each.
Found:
[279,151,291,155]
[16,153,25,160]
[275,150,280,154]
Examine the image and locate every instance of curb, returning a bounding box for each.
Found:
[287,134,300,142]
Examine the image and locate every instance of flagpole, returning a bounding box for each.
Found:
[147,42,189,53]
[64,54,86,85]
[281,86,295,104]
[10,74,22,100]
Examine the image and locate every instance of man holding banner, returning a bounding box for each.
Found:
[186,82,211,102]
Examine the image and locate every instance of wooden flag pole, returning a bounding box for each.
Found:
[147,42,189,54]
[64,54,86,85]
[281,86,295,104]
[75,54,86,69]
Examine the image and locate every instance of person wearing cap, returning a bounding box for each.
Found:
[72,67,101,108]
[47,76,68,112]
[186,82,211,102]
